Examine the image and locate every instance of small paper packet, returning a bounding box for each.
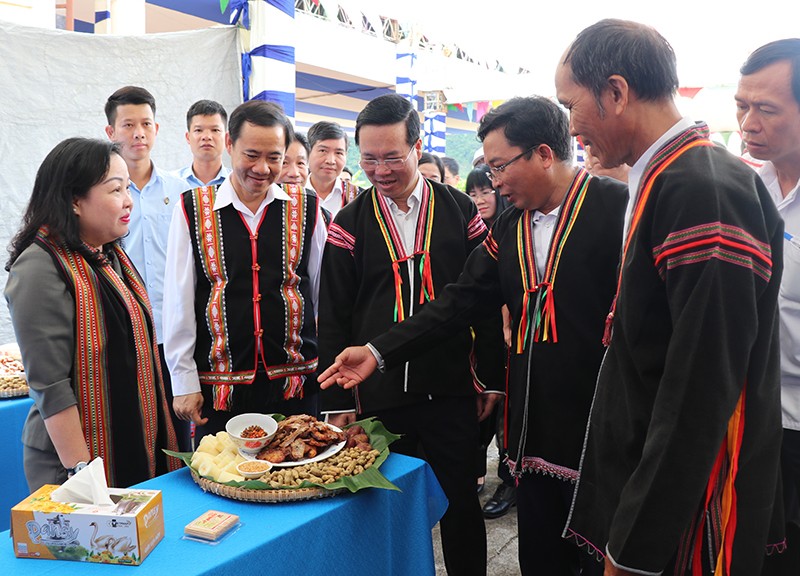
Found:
[184,510,240,541]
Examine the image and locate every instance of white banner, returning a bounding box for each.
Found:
[0,20,242,343]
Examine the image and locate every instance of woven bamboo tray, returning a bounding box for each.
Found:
[0,387,28,398]
[0,372,28,398]
[190,469,345,503]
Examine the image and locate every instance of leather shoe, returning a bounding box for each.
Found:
[482,484,516,519]
[477,477,485,494]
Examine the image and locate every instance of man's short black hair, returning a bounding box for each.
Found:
[105,86,156,125]
[741,39,800,106]
[442,156,459,177]
[355,94,420,147]
[293,132,311,155]
[186,100,228,130]
[228,100,294,149]
[477,96,572,162]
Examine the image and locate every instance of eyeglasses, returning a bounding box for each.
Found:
[485,144,538,182]
[359,147,415,171]
[468,188,496,200]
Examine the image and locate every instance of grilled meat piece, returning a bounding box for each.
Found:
[255,415,344,463]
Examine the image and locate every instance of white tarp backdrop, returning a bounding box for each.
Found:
[0,20,242,343]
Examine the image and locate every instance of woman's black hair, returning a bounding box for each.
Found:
[7,137,121,270]
[465,164,493,194]
[466,164,510,224]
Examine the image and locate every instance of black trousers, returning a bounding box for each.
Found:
[517,472,603,576]
[364,395,486,576]
[762,428,800,576]
[477,401,513,485]
[782,428,800,527]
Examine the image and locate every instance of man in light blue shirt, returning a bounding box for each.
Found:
[105,85,191,450]
[175,99,230,189]
[104,86,188,345]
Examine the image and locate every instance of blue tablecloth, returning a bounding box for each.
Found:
[0,453,448,575]
[0,396,33,532]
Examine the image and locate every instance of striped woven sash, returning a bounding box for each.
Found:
[603,125,714,346]
[36,229,178,484]
[371,180,436,323]
[515,168,592,353]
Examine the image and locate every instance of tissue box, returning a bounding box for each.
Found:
[10,484,164,565]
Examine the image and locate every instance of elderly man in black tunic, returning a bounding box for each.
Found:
[553,19,784,576]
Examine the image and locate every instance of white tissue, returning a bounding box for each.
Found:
[51,458,114,506]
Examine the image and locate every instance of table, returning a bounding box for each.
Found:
[0,453,448,575]
[0,396,33,532]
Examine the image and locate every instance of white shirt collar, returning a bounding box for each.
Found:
[382,173,424,213]
[622,117,694,239]
[758,161,800,208]
[331,177,345,196]
[213,178,289,215]
[308,176,344,196]
[533,205,561,222]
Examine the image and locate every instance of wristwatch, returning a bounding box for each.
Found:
[66,461,88,478]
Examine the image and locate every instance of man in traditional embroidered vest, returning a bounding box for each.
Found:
[551,19,784,575]
[317,93,506,576]
[737,39,800,575]
[318,96,627,575]
[306,120,360,220]
[163,100,327,438]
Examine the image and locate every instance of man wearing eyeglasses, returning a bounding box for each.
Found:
[318,95,628,575]
[317,93,506,576]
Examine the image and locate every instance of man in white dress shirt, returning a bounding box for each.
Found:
[317,93,505,576]
[306,120,360,219]
[737,38,800,574]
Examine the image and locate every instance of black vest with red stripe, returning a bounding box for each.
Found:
[182,185,319,386]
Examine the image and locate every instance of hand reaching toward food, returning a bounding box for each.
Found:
[318,346,377,390]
